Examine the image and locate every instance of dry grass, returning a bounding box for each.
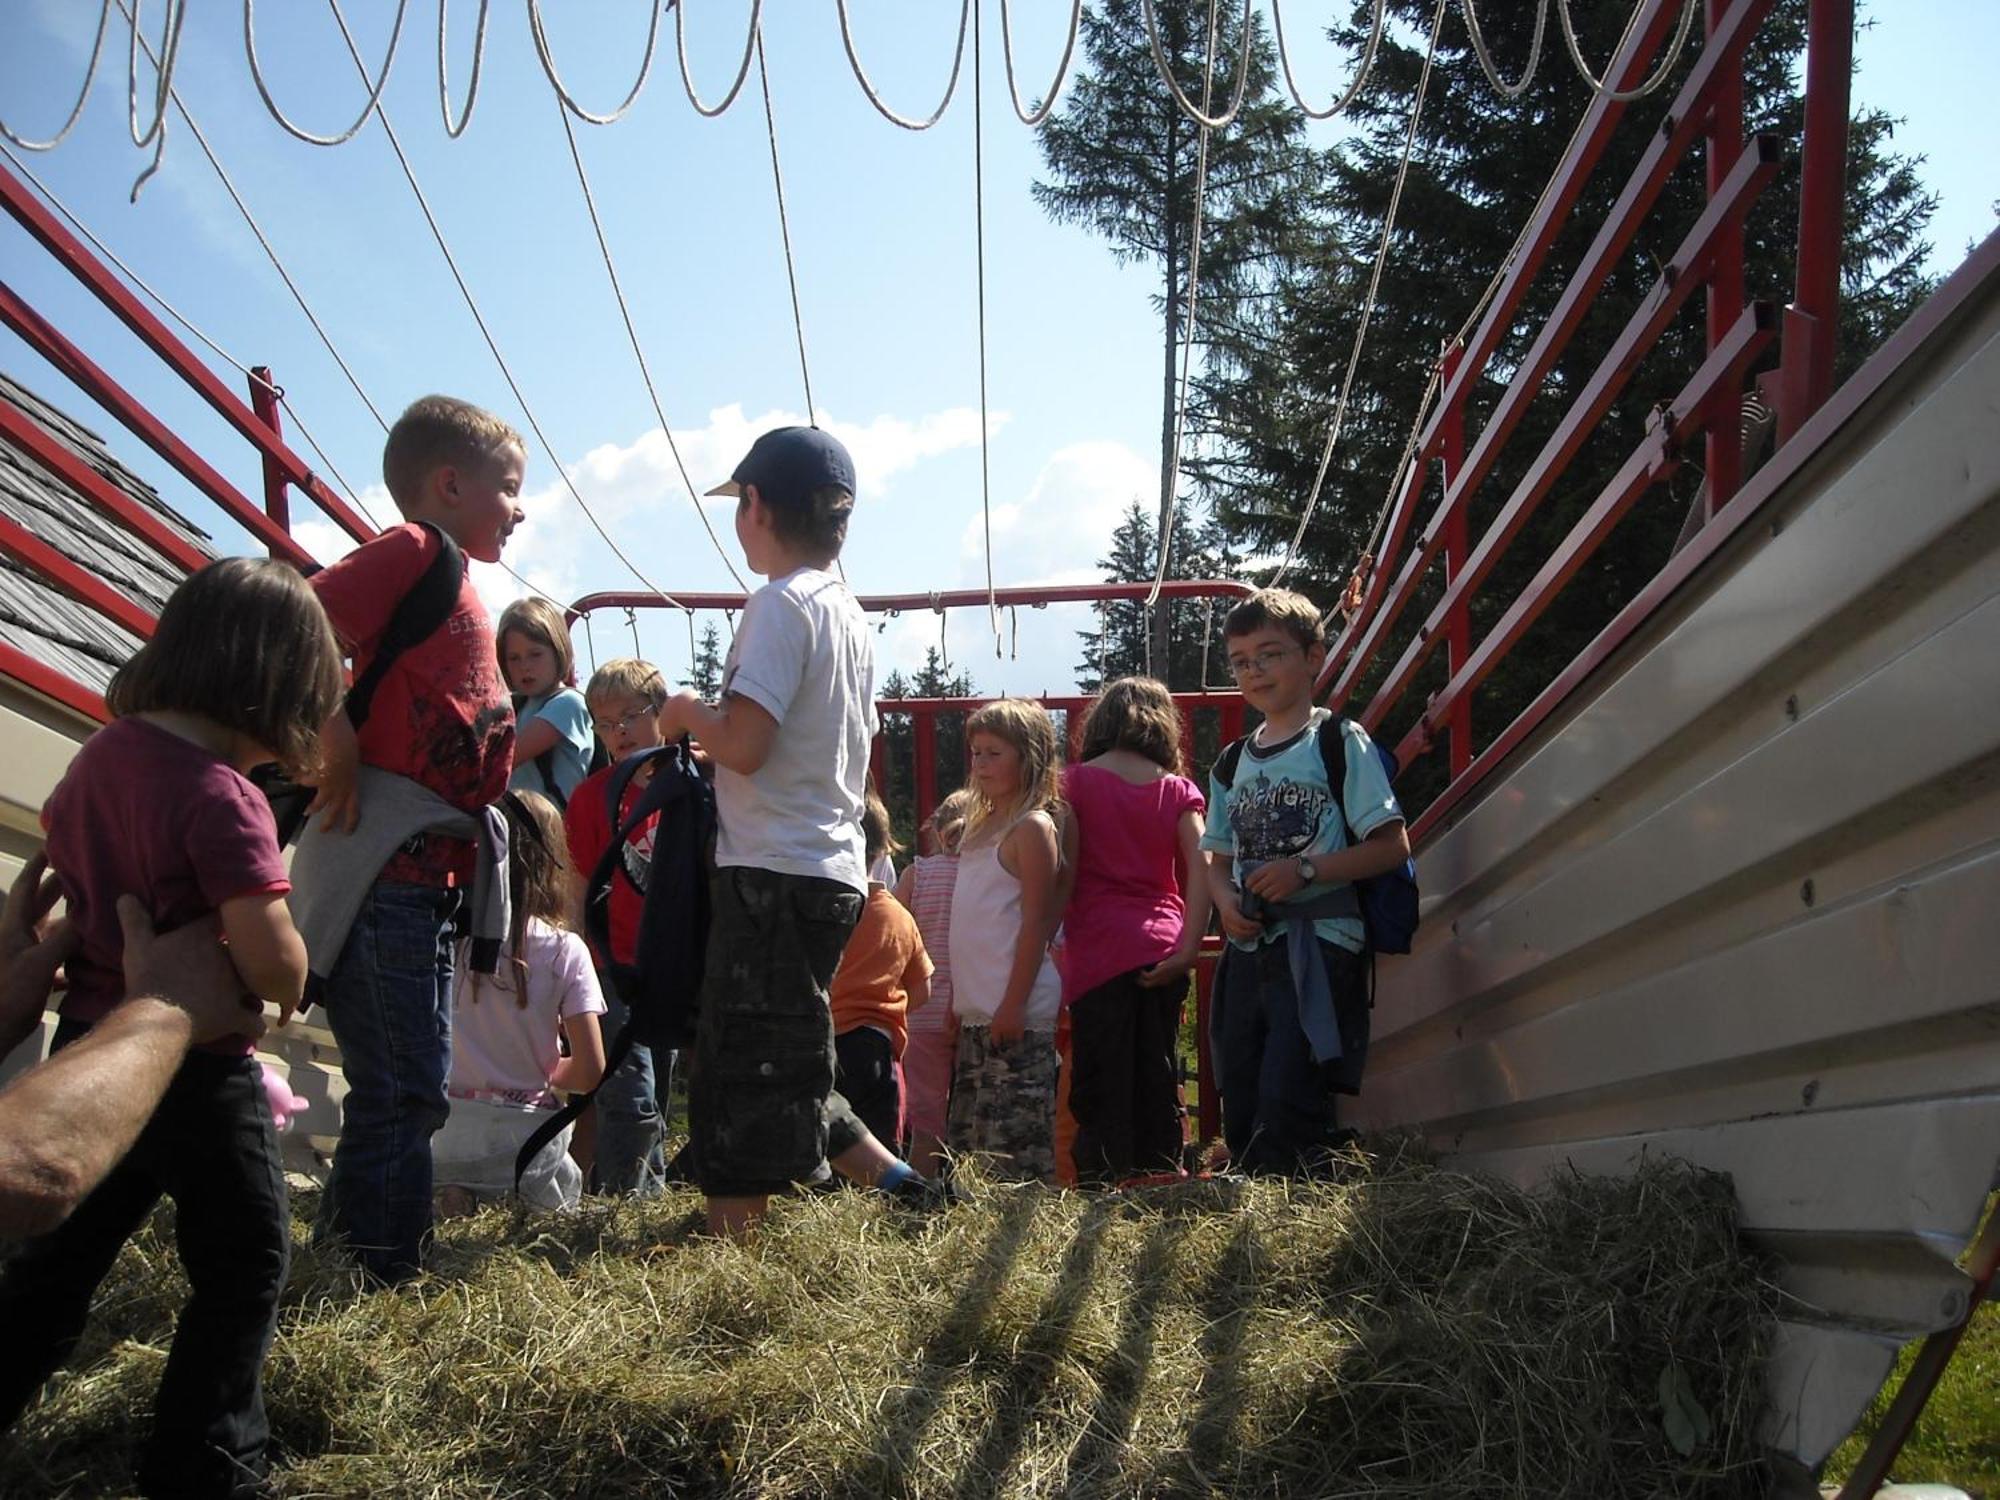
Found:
[2,1142,1779,1498]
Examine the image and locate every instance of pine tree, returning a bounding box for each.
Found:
[1075,497,1234,692]
[1035,0,1319,675]
[681,622,724,699]
[876,650,978,852]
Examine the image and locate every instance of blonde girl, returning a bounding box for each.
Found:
[945,699,1065,1181]
[433,790,608,1213]
[894,787,973,1176]
[498,597,594,809]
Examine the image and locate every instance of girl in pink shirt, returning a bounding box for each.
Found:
[1061,677,1210,1184]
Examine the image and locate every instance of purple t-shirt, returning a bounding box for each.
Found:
[42,716,289,1052]
[1059,762,1206,1003]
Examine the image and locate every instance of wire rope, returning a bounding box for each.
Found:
[1,0,113,151]
[1270,0,1385,120]
[995,0,1081,127]
[1270,0,1448,589]
[1139,0,1253,130]
[437,0,493,138]
[970,0,1000,649]
[1144,0,1220,617]
[834,0,972,132]
[323,0,682,609]
[1555,0,1698,101]
[245,0,409,147]
[551,93,748,589]
[527,0,664,126]
[1460,0,1548,98]
[755,28,816,423]
[675,0,762,118]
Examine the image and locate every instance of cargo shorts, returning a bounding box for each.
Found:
[688,866,870,1197]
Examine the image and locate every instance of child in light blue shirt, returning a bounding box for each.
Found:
[498,597,595,808]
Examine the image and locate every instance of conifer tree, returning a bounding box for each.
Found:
[1075,497,1233,692]
[681,621,725,699]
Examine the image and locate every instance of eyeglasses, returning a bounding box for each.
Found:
[590,705,656,736]
[1226,646,1299,679]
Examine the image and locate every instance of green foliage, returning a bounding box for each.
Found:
[877,648,978,853]
[1074,497,1237,693]
[680,622,724,700]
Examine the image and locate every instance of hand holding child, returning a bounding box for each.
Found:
[115,898,266,1045]
[0,853,77,1056]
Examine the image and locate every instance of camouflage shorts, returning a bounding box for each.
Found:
[688,867,866,1197]
[946,1026,1058,1183]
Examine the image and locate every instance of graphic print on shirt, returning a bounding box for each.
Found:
[621,821,656,895]
[1227,771,1332,862]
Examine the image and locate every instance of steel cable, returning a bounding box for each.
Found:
[1140,0,1253,129]
[0,0,114,152]
[1461,0,1547,98]
[674,0,762,118]
[1556,0,1698,100]
[437,0,493,138]
[1271,0,1386,120]
[527,0,664,126]
[995,0,1081,127]
[835,0,973,131]
[755,28,817,423]
[244,0,409,147]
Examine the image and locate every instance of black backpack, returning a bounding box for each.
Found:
[1213,713,1419,955]
[256,524,464,846]
[514,738,714,1188]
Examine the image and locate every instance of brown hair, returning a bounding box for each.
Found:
[382,395,522,512]
[962,698,1062,843]
[469,790,576,1008]
[1079,675,1183,772]
[929,787,974,855]
[1222,587,1325,652]
[496,596,576,689]
[106,557,343,777]
[751,482,853,562]
[585,657,668,710]
[861,788,902,869]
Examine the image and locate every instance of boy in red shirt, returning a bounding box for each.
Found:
[301,394,522,1283]
[562,657,673,1194]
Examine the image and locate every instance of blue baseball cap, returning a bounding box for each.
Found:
[705,425,856,510]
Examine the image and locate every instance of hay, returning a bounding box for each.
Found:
[1,1142,1779,1498]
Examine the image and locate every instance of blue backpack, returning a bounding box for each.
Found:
[1213,714,1419,955]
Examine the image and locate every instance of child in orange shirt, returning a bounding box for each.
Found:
[829,792,933,1148]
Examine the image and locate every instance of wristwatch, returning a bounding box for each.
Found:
[1296,854,1317,886]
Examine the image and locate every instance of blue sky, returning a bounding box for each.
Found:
[2,1,1993,698]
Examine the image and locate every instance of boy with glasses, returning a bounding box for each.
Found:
[1199,588,1411,1175]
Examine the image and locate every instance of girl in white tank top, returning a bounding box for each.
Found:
[946,699,1066,1182]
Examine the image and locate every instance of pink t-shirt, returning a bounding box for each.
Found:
[41,715,290,1052]
[449,919,607,1108]
[1059,762,1206,1003]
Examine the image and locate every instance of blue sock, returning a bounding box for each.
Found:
[877,1161,918,1193]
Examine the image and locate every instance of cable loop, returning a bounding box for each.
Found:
[675,0,763,118]
[245,0,409,146]
[437,0,493,138]
[1,0,113,151]
[126,0,187,198]
[996,0,1081,126]
[1139,0,1253,129]
[528,0,663,125]
[1271,0,1385,120]
[1460,0,1547,98]
[834,0,972,131]
[1556,0,1697,101]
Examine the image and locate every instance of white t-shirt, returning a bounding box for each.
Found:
[449,919,607,1108]
[716,566,876,893]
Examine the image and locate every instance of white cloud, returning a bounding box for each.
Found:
[957,438,1152,585]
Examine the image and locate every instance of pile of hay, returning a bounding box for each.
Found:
[2,1144,1778,1498]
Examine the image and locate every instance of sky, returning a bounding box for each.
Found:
[2,1,1993,700]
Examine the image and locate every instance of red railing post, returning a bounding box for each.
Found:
[1438,343,1472,779]
[912,707,938,832]
[1193,945,1220,1144]
[1777,0,1853,442]
[1704,0,1748,517]
[247,366,291,549]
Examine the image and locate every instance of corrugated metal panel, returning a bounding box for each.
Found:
[1354,252,2000,1476]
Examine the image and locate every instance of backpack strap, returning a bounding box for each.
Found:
[532,747,568,811]
[1214,735,1247,789]
[344,523,464,730]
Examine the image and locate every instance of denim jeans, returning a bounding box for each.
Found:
[592,991,670,1196]
[316,881,457,1282]
[0,1023,289,1498]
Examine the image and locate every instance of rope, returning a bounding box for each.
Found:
[996,0,1081,126]
[625,606,641,657]
[1139,0,1253,130]
[1555,0,1698,101]
[1,0,113,151]
[552,95,749,589]
[1271,0,1385,120]
[971,0,1000,650]
[1461,0,1548,98]
[124,0,186,199]
[437,0,493,138]
[582,610,597,672]
[245,0,409,147]
[755,29,816,422]
[1143,0,1219,615]
[1270,0,1448,589]
[527,0,663,126]
[836,0,973,131]
[324,0,682,608]
[675,0,762,118]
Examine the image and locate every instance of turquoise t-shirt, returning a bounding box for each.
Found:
[1199,708,1404,954]
[508,685,594,804]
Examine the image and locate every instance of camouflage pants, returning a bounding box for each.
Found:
[947,1025,1058,1183]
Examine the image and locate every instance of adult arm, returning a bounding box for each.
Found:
[0,853,75,1057]
[0,900,259,1240]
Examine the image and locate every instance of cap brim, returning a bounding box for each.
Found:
[704,479,743,498]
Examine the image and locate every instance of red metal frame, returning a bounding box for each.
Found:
[571,579,1255,622]
[248,366,292,545]
[0,641,106,724]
